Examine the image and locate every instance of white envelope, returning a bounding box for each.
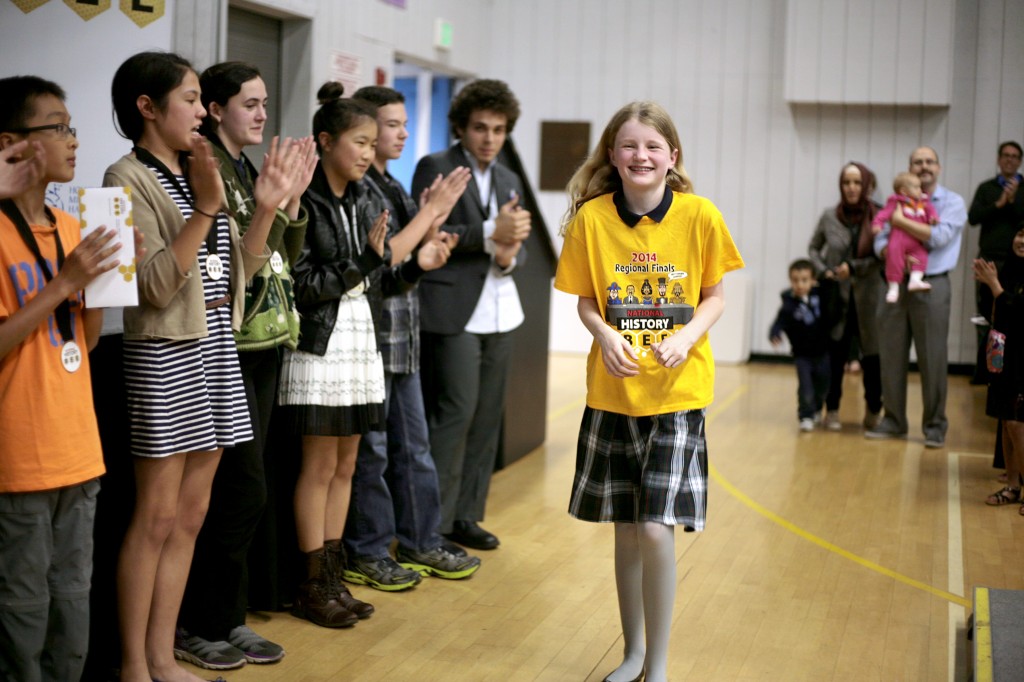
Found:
[78,186,139,308]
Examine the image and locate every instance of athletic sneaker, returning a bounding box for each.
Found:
[397,545,482,580]
[173,627,246,670]
[342,555,422,591]
[823,411,842,431]
[799,418,815,432]
[227,625,285,664]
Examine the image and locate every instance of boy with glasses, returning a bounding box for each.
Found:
[0,75,127,682]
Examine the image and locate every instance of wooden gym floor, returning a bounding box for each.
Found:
[185,354,1022,681]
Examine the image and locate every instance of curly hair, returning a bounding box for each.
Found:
[448,79,520,138]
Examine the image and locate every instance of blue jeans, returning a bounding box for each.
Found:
[794,353,830,420]
[0,479,99,682]
[345,370,444,558]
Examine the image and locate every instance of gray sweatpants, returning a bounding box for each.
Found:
[0,479,99,682]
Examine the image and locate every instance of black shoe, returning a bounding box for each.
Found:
[443,521,500,550]
[440,539,468,557]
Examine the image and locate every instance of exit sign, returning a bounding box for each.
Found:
[434,18,453,50]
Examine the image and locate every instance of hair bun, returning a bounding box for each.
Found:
[317,81,345,105]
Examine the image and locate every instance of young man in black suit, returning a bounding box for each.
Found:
[411,79,531,550]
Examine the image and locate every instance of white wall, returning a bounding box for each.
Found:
[4,0,1022,364]
[486,0,1024,362]
[0,0,176,210]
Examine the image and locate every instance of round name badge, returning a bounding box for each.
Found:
[205,253,224,281]
[269,250,284,274]
[61,340,82,373]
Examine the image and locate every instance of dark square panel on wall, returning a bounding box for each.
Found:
[539,121,590,191]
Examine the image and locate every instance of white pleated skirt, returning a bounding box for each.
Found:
[278,291,385,436]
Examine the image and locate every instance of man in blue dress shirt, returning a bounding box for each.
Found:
[866,146,967,448]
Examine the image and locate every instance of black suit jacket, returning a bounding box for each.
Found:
[411,143,527,335]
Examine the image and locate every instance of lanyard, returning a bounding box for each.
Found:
[133,146,220,256]
[337,193,359,257]
[0,199,74,343]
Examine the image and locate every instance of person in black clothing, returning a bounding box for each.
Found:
[974,224,1024,514]
[770,259,832,432]
[968,141,1024,385]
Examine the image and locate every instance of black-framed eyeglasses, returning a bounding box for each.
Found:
[7,123,77,140]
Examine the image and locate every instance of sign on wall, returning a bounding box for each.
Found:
[10,0,165,27]
[328,49,362,97]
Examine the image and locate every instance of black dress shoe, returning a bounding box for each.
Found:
[440,539,468,557]
[444,521,500,550]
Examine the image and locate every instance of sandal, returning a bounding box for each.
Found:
[985,486,1021,506]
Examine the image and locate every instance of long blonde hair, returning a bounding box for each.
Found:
[561,101,692,234]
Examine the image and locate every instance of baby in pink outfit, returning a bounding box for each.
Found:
[872,171,939,303]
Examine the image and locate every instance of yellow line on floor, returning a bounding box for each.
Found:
[548,396,587,422]
[704,385,973,609]
[973,588,993,682]
[545,380,972,608]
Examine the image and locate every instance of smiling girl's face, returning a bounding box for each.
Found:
[608,118,678,195]
[320,117,377,190]
[211,76,267,153]
[1013,227,1024,259]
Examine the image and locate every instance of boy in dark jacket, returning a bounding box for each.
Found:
[770,259,832,431]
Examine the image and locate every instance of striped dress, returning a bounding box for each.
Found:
[122,166,253,457]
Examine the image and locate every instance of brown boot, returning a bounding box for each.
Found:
[324,539,375,619]
[292,547,358,628]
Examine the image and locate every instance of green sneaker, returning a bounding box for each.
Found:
[342,555,421,592]
[397,545,481,580]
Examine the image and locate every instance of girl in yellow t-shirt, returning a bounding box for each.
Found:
[554,101,743,682]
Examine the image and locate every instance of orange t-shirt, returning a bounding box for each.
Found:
[0,207,104,493]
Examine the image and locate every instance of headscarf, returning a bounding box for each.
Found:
[998,226,1024,301]
[836,161,878,259]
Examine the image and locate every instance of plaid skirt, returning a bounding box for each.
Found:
[568,406,708,529]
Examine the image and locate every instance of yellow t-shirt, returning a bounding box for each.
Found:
[0,208,104,493]
[554,191,744,416]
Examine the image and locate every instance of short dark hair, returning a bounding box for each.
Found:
[199,61,262,136]
[0,76,66,133]
[352,86,404,110]
[312,81,377,152]
[999,141,1022,157]
[112,51,194,143]
[789,258,815,275]
[448,79,520,138]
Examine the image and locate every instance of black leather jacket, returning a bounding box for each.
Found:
[292,164,423,355]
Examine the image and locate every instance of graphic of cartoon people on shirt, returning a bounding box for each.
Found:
[606,282,622,306]
[622,284,640,305]
[670,282,684,304]
[640,278,653,305]
[603,255,693,357]
[654,277,669,305]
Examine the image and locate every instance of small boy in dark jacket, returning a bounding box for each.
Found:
[770,259,832,431]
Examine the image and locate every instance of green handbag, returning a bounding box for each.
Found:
[235,258,301,351]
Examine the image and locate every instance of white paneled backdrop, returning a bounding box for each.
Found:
[3,0,1023,363]
[486,0,1024,361]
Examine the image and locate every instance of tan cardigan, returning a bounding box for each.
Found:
[104,154,269,341]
